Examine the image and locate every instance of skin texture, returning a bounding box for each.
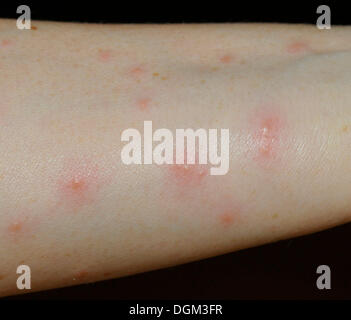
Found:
[248,105,287,165]
[0,20,351,296]
[286,41,310,54]
[55,158,103,210]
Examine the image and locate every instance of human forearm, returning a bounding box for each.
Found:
[0,20,351,296]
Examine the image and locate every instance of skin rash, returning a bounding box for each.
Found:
[163,142,241,227]
[286,41,311,54]
[167,163,210,188]
[0,19,348,296]
[128,65,146,83]
[4,101,287,242]
[55,158,105,211]
[164,163,242,227]
[3,103,284,243]
[136,97,152,111]
[2,47,293,261]
[247,106,287,166]
[219,54,235,64]
[5,211,40,243]
[0,39,12,48]
[98,49,113,62]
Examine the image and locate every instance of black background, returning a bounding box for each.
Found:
[1,1,351,300]
[0,1,349,24]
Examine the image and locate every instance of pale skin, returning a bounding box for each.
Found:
[0,19,351,297]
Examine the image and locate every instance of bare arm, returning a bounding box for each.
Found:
[0,20,351,296]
